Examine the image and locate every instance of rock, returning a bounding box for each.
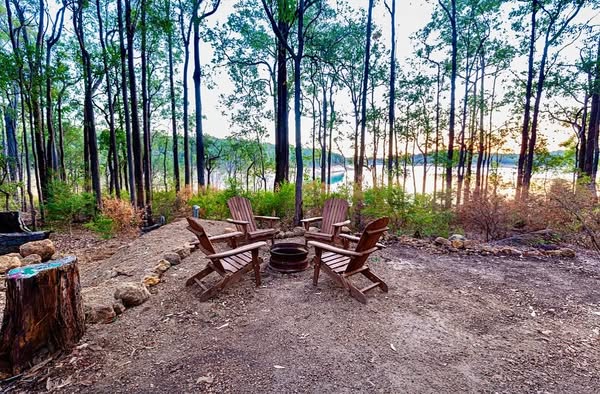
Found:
[19,239,56,261]
[524,250,543,258]
[292,226,305,237]
[142,273,161,287]
[308,226,319,233]
[84,303,117,324]
[223,227,237,233]
[500,246,521,256]
[463,240,478,249]
[451,239,465,249]
[546,248,576,258]
[434,237,451,247]
[114,282,150,307]
[0,255,21,274]
[285,231,295,238]
[154,259,171,275]
[50,253,64,260]
[162,252,181,266]
[4,253,21,259]
[448,234,466,242]
[112,302,126,315]
[174,245,192,260]
[341,226,352,234]
[21,254,42,265]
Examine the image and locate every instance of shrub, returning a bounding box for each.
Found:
[101,197,140,234]
[46,181,95,231]
[152,190,178,222]
[458,193,511,241]
[84,215,115,239]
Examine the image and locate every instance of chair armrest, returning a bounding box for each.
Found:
[254,215,281,221]
[208,231,244,243]
[308,241,362,257]
[332,220,351,228]
[205,241,267,260]
[300,217,323,223]
[227,218,249,226]
[339,233,386,249]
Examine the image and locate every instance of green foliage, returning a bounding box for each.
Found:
[152,190,178,222]
[362,186,454,237]
[46,181,95,228]
[84,215,116,239]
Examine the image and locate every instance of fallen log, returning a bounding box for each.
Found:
[0,256,85,375]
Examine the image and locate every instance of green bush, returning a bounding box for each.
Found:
[361,186,454,238]
[84,215,116,239]
[46,181,95,231]
[152,190,178,222]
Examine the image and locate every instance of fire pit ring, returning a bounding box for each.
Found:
[269,242,309,273]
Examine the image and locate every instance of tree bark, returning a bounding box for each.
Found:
[0,256,84,375]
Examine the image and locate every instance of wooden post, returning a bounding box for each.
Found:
[0,256,85,375]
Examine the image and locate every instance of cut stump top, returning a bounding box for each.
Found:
[7,256,77,279]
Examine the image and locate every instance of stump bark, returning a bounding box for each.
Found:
[0,256,85,375]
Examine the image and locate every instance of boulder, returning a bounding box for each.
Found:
[112,301,126,315]
[451,239,465,249]
[142,273,161,287]
[499,246,522,256]
[434,237,451,247]
[463,240,478,250]
[223,227,237,233]
[114,282,150,307]
[84,303,117,324]
[19,239,56,261]
[21,254,42,265]
[341,226,352,234]
[0,255,21,274]
[308,226,319,233]
[545,248,576,258]
[174,245,192,259]
[292,226,305,237]
[153,259,171,275]
[448,234,466,242]
[162,252,181,266]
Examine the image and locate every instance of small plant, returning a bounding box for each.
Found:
[46,181,95,232]
[101,197,140,233]
[84,215,116,239]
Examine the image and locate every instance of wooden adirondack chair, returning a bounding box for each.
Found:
[185,217,266,301]
[309,217,389,304]
[301,198,350,245]
[227,196,279,244]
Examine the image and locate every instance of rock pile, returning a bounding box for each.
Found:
[0,239,59,275]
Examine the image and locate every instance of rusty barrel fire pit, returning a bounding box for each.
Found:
[269,242,309,273]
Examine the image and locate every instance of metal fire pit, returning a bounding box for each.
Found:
[269,242,309,273]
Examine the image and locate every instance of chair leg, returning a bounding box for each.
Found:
[312,250,322,286]
[251,250,262,287]
[362,269,388,292]
[347,282,368,304]
[185,265,214,287]
[198,275,233,302]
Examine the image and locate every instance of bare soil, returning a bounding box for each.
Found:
[2,218,600,393]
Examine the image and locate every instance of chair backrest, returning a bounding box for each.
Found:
[320,198,349,235]
[345,217,389,273]
[227,196,257,232]
[186,217,216,255]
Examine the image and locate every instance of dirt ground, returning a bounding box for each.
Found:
[2,218,600,393]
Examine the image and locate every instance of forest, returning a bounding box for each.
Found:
[0,0,599,241]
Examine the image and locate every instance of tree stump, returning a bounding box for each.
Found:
[0,256,85,375]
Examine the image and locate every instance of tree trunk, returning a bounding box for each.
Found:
[167,0,180,193]
[386,0,396,186]
[193,6,205,189]
[0,256,84,375]
[274,19,290,190]
[584,36,600,185]
[356,0,374,189]
[141,0,152,207]
[117,0,136,205]
[126,0,145,208]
